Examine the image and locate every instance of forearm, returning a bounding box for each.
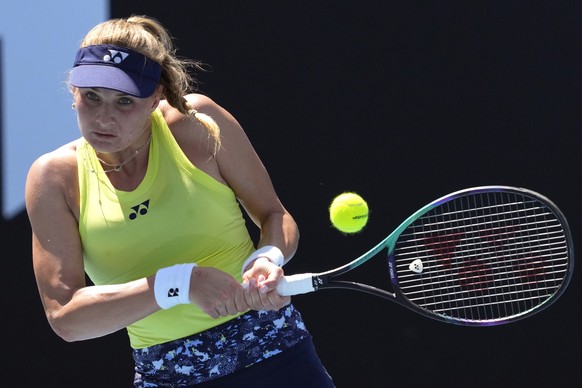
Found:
[256,211,299,263]
[241,211,296,310]
[46,276,158,342]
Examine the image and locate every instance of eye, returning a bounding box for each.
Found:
[85,91,99,101]
[118,97,134,105]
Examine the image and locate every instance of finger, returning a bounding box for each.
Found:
[243,279,260,305]
[216,305,229,317]
[249,289,265,310]
[258,268,284,293]
[243,279,263,310]
[235,288,250,312]
[257,274,273,294]
[267,293,290,310]
[242,285,254,308]
[258,290,272,309]
[205,308,219,319]
[225,301,239,316]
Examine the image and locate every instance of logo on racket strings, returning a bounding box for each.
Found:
[409,259,424,274]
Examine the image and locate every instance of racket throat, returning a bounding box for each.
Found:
[312,275,327,291]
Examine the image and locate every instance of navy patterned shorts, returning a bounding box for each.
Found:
[133,304,315,387]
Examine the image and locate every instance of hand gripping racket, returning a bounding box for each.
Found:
[277,186,574,326]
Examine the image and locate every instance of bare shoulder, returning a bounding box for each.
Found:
[158,94,221,124]
[158,95,214,140]
[26,139,81,215]
[184,93,216,109]
[28,140,79,180]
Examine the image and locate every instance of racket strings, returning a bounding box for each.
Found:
[392,191,571,324]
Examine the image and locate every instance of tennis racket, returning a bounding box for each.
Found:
[277,186,574,326]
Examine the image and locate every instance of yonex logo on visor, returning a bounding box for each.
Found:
[69,44,162,98]
[104,50,129,64]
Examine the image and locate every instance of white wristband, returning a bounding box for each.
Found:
[241,245,285,275]
[154,263,197,309]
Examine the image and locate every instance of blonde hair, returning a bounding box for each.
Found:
[79,15,221,153]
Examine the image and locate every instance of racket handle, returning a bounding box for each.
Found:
[276,273,315,296]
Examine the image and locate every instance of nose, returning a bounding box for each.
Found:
[95,103,116,128]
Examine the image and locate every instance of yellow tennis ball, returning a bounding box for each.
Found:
[329,192,369,233]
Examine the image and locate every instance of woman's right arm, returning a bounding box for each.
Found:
[26,145,251,342]
[25,145,162,342]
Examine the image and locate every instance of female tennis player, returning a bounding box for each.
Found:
[25,15,334,387]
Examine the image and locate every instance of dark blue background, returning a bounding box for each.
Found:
[3,2,580,386]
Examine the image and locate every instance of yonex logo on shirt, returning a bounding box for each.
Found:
[129,199,150,220]
[103,50,129,64]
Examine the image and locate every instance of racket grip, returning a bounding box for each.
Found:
[276,273,315,296]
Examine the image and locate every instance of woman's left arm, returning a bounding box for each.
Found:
[176,94,299,309]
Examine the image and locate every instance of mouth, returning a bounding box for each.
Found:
[92,131,117,139]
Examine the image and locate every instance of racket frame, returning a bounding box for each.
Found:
[279,186,574,326]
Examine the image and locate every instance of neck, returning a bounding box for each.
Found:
[96,133,152,173]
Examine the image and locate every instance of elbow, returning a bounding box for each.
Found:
[47,314,83,343]
[49,322,79,343]
[58,333,80,343]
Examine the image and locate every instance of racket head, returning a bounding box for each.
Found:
[387,186,574,326]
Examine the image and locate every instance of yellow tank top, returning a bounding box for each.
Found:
[77,109,255,349]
